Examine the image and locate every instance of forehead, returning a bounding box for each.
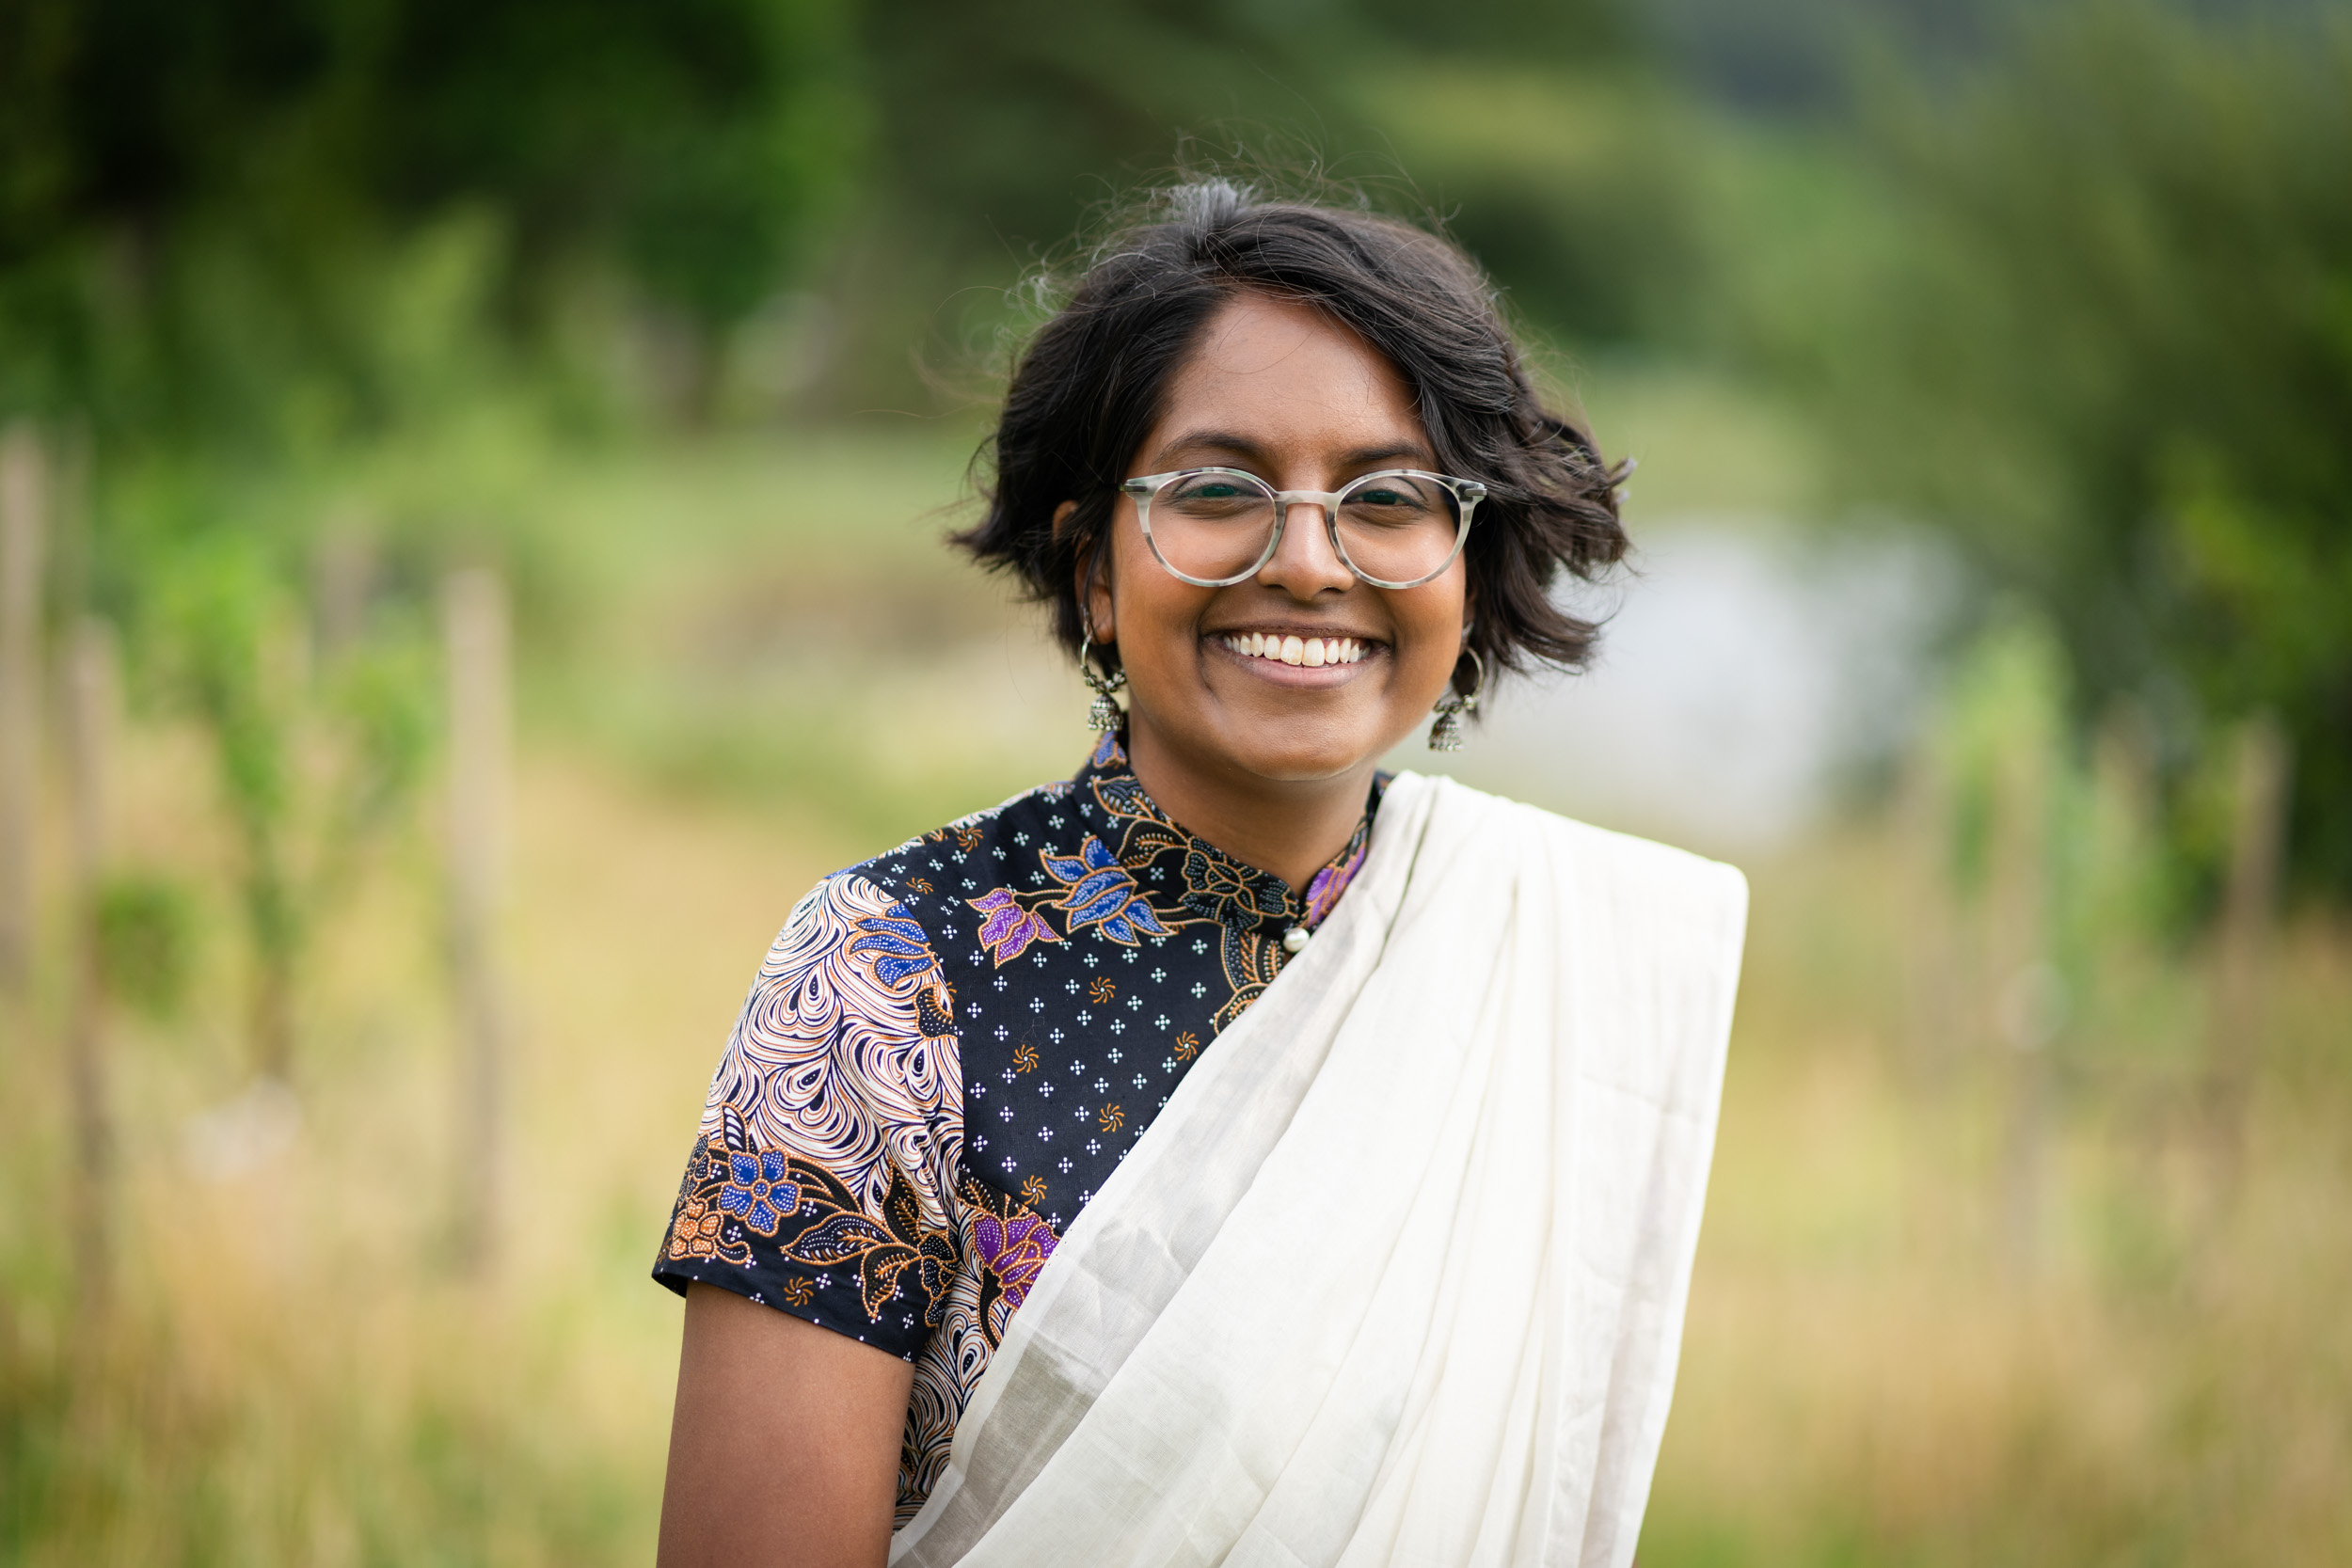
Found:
[1148,293,1425,459]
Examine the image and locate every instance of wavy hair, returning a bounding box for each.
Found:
[953,179,1629,700]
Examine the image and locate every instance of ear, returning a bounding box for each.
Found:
[1061,500,1116,643]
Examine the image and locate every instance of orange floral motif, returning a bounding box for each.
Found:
[666,1196,746,1265]
[909,878,934,894]
[781,1277,814,1307]
[1089,977,1115,1004]
[1020,1174,1048,1207]
[1012,1042,1039,1073]
[1173,1031,1200,1060]
[1098,1103,1124,1133]
[675,1108,957,1324]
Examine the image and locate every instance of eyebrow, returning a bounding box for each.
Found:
[1147,428,1435,473]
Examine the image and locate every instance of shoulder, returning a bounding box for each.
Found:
[744,776,1082,1020]
[1403,770,1748,948]
[827,777,1082,911]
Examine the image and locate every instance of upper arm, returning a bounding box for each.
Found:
[651,872,965,1560]
[658,1282,915,1568]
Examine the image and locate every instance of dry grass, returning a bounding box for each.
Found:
[2,749,850,1566]
[1645,834,2352,1568]
[5,424,2345,1562]
[7,761,2344,1564]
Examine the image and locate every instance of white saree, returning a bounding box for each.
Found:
[892,771,1748,1568]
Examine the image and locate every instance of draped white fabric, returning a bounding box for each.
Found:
[891,772,1747,1568]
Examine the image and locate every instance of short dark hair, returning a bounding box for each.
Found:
[954,179,1629,700]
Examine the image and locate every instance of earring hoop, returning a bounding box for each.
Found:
[1428,643,1485,752]
[1076,630,1128,734]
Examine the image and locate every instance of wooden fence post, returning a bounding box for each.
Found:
[1899,740,1959,1083]
[2205,714,2291,1202]
[1993,730,2057,1281]
[65,619,118,1316]
[0,425,44,996]
[444,568,510,1275]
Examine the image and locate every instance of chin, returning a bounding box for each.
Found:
[1217,713,1387,784]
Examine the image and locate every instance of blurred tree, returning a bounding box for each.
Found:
[4,0,1699,421]
[1771,3,2352,898]
[0,0,861,438]
[154,534,433,1080]
[818,0,1660,407]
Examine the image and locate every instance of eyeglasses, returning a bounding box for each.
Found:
[1119,467,1486,590]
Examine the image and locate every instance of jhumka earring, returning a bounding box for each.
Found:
[1076,631,1128,734]
[1428,644,1486,752]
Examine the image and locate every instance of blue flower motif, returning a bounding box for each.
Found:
[1041,837,1172,945]
[850,911,938,986]
[718,1148,801,1236]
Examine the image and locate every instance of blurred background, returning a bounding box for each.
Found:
[2,0,2347,1560]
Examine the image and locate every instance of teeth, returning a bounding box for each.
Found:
[1220,633,1373,667]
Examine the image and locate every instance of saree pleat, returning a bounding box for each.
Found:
[891,773,1746,1568]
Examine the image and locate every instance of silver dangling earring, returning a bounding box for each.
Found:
[1076,631,1127,734]
[1428,644,1485,752]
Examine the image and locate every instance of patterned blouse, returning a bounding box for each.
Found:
[653,730,1384,1524]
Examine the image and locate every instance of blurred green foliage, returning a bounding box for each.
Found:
[0,0,2345,909]
[0,0,861,438]
[1761,4,2352,898]
[149,531,435,1075]
[94,872,195,1018]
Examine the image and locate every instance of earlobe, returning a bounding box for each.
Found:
[1086,577,1116,644]
[1069,506,1116,643]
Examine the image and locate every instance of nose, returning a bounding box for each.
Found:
[1256,497,1356,599]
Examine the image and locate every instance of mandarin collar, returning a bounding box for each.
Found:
[1069,730,1381,938]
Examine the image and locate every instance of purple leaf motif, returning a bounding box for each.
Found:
[968,888,1063,966]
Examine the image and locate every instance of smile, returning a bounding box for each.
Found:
[1216,632,1373,668]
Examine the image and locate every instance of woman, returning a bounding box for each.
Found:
[653,182,1746,1568]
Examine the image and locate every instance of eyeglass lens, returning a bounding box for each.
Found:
[1149,472,1466,586]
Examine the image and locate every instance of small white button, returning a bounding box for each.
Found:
[1281,926,1310,954]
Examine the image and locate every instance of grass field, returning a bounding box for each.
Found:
[4,409,2345,1564]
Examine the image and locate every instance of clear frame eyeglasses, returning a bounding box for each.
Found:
[1119,467,1486,590]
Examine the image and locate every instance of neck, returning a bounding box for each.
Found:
[1120,721,1375,892]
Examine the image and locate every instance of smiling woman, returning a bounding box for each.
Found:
[651,182,1749,1568]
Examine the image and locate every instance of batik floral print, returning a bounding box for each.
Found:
[667,1105,958,1321]
[968,887,1061,965]
[1040,837,1175,944]
[654,734,1384,1526]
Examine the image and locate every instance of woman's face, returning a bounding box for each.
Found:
[1083,292,1470,788]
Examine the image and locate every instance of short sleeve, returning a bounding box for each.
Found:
[652,873,965,1362]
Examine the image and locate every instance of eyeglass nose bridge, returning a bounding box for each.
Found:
[1268,487,1348,549]
[1259,489,1359,583]
[1270,487,1348,515]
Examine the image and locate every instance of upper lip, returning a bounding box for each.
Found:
[1207,626,1387,646]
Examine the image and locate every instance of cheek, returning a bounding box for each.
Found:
[1393,574,1470,671]
[1109,527,1210,651]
